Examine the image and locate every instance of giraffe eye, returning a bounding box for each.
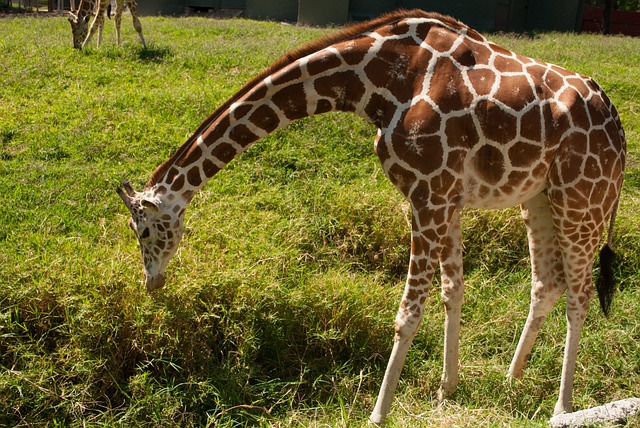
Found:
[140,228,150,239]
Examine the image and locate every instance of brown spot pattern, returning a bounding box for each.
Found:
[474,144,506,185]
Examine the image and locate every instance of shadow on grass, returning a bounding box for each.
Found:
[81,43,173,63]
[136,44,173,63]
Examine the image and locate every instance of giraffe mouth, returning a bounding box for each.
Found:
[145,273,166,292]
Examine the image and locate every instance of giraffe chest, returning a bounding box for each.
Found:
[461,162,548,210]
[460,138,552,209]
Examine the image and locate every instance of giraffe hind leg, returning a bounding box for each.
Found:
[547,177,614,414]
[553,228,601,415]
[127,0,146,48]
[509,192,566,378]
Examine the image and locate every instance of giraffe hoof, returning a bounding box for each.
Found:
[368,413,386,426]
[436,386,455,404]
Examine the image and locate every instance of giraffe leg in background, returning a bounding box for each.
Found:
[509,192,566,378]
[82,1,106,48]
[437,210,465,401]
[114,0,123,46]
[127,0,146,48]
[96,13,104,47]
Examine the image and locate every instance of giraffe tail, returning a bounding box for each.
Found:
[595,197,620,316]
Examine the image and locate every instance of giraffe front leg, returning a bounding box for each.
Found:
[82,13,105,49]
[509,193,566,378]
[437,211,464,402]
[369,318,420,425]
[370,227,441,425]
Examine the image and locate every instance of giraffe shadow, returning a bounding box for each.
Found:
[84,43,173,63]
[136,44,172,63]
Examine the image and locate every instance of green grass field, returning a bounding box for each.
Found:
[1,14,639,427]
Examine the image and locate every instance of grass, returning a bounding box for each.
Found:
[0,14,639,427]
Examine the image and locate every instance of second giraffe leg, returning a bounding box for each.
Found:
[547,171,611,414]
[509,192,566,378]
[437,211,464,401]
[97,14,104,46]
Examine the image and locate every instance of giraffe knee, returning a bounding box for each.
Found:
[529,279,565,315]
[394,320,415,342]
[441,279,463,298]
[393,310,421,341]
[441,278,464,311]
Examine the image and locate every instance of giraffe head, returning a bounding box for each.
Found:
[116,181,185,292]
[68,12,89,49]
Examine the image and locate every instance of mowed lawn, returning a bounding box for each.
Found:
[1,14,639,427]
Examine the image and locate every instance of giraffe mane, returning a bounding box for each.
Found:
[146,9,469,188]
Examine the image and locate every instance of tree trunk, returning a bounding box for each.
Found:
[602,0,614,34]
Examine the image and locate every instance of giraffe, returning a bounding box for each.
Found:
[68,0,145,49]
[67,0,94,49]
[116,10,626,424]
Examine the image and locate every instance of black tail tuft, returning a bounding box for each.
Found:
[596,244,616,316]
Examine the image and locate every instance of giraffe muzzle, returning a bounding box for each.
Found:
[145,273,166,292]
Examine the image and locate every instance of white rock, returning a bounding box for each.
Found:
[549,398,640,428]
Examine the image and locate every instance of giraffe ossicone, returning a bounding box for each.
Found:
[118,10,625,424]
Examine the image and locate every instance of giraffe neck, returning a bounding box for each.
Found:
[147,41,381,204]
[144,10,490,209]
[75,0,94,16]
